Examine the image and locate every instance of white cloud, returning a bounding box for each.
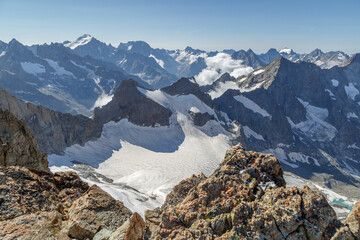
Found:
[195,53,253,86]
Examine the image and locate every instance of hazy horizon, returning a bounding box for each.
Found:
[0,0,359,54]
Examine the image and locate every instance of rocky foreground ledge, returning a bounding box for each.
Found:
[145,144,360,239]
[0,145,359,239]
[0,109,359,239]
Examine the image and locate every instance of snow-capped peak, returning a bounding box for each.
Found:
[279,48,294,55]
[64,34,93,50]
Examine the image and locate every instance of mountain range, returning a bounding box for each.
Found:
[0,35,359,221]
[0,35,351,115]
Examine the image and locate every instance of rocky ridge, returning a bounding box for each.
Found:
[145,144,360,239]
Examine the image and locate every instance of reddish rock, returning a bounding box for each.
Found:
[345,201,360,239]
[66,184,132,239]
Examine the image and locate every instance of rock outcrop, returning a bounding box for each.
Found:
[345,201,360,239]
[0,167,135,240]
[66,185,132,239]
[145,144,359,239]
[94,79,172,127]
[0,88,101,154]
[0,109,48,171]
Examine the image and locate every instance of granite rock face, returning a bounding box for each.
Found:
[0,109,48,171]
[145,144,357,239]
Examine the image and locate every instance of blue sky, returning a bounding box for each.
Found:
[0,0,359,53]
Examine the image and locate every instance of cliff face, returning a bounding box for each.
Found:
[145,144,360,239]
[0,88,101,154]
[0,109,48,172]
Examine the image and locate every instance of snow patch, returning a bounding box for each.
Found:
[347,112,358,119]
[149,54,165,68]
[94,94,113,108]
[253,69,264,75]
[345,83,359,100]
[348,144,360,150]
[45,59,74,77]
[20,62,46,75]
[264,148,299,168]
[189,106,201,113]
[208,81,240,99]
[291,98,337,141]
[331,79,339,87]
[233,95,270,117]
[325,89,336,100]
[64,34,93,50]
[243,126,265,141]
[287,152,313,165]
[0,51,6,57]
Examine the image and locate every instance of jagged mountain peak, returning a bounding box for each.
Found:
[162,77,200,94]
[64,34,95,50]
[7,38,25,49]
[184,46,205,54]
[162,77,213,106]
[93,78,172,127]
[246,48,256,54]
[235,56,292,90]
[117,40,152,55]
[217,72,236,83]
[310,48,323,55]
[266,48,279,54]
[114,78,139,91]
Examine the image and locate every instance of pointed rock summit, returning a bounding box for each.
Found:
[94,79,172,126]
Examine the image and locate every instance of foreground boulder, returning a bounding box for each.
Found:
[0,167,134,240]
[66,185,132,239]
[345,201,360,239]
[145,144,359,239]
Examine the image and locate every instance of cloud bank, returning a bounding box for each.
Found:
[195,53,253,86]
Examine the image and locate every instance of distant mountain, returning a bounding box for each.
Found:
[232,49,266,69]
[258,48,281,64]
[64,34,116,61]
[64,35,351,90]
[0,39,145,115]
[65,35,178,88]
[211,57,360,190]
[279,47,350,68]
